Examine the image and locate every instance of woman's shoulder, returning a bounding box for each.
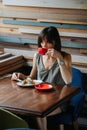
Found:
[34,52,41,58]
[61,51,71,57]
[61,51,71,63]
[34,53,42,62]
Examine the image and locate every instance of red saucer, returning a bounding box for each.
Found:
[35,83,53,90]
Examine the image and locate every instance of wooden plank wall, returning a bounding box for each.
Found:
[2,0,87,9]
[0,0,87,73]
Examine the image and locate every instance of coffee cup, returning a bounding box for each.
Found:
[38,48,47,55]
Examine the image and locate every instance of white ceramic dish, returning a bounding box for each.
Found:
[16,80,43,87]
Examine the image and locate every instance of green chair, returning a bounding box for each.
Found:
[0,108,29,129]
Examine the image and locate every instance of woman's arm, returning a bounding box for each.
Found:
[47,49,72,84]
[57,53,72,84]
[27,53,37,79]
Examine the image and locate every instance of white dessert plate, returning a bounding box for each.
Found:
[16,80,43,87]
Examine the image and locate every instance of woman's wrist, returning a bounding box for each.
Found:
[58,61,65,66]
[21,74,27,79]
[57,56,65,66]
[27,75,32,79]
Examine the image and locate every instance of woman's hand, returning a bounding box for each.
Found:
[47,49,63,61]
[11,72,26,81]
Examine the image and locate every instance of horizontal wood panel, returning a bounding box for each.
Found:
[3,19,87,29]
[0,48,3,53]
[4,48,36,60]
[0,52,26,75]
[0,52,12,59]
[0,36,87,49]
[72,55,87,64]
[61,40,87,49]
[80,49,87,54]
[1,10,87,24]
[0,5,87,25]
[1,23,87,36]
[19,28,87,38]
[0,60,25,75]
[3,0,87,9]
[0,55,24,65]
[38,19,87,25]
[0,60,25,72]
[1,5,87,16]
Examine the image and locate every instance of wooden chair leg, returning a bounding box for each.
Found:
[73,120,79,130]
[59,124,64,130]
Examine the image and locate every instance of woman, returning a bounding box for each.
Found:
[12,26,72,130]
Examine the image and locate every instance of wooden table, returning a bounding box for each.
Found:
[0,77,81,118]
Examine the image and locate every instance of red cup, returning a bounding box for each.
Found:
[38,48,47,55]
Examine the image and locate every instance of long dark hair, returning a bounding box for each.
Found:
[38,26,61,52]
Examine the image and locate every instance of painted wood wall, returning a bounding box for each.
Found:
[2,0,87,9]
[0,0,87,72]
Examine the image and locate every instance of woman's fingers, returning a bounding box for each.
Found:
[47,49,56,57]
[11,72,26,81]
[11,73,20,81]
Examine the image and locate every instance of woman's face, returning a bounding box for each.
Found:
[41,37,55,49]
